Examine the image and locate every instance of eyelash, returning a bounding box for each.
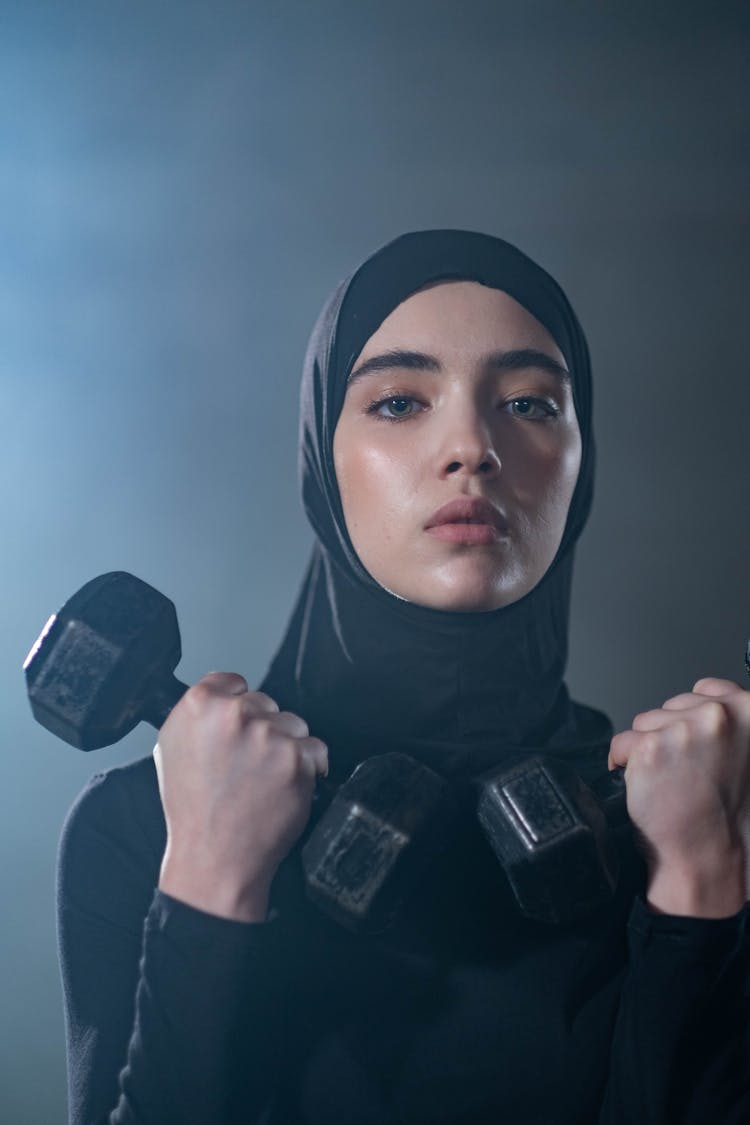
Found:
[364,393,562,423]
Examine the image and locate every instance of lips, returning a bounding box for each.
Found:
[424,496,509,533]
[424,497,509,546]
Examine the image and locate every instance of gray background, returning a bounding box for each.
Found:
[2,1,749,1120]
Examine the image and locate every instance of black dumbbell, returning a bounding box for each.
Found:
[302,752,457,932]
[475,755,628,926]
[24,571,456,934]
[24,572,186,749]
[477,635,750,927]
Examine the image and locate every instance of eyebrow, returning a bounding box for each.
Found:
[347,347,571,385]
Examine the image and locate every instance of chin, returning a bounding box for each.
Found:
[422,563,528,612]
[372,559,533,613]
[406,581,519,613]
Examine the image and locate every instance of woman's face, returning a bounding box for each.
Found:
[332,280,582,611]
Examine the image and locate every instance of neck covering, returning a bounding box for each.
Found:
[259,229,613,783]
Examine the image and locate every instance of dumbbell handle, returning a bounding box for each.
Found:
[588,766,627,827]
[141,674,189,731]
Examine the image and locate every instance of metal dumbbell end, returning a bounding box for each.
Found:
[476,756,627,926]
[480,639,750,926]
[303,752,457,934]
[24,572,187,750]
[25,573,457,936]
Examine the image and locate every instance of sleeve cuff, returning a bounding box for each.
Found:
[140,888,289,1008]
[628,892,750,949]
[148,888,281,948]
[149,886,275,931]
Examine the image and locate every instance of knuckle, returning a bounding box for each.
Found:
[670,718,692,747]
[183,679,216,714]
[700,700,732,736]
[247,690,280,712]
[188,673,246,707]
[280,711,310,737]
[210,697,247,741]
[274,741,303,784]
[188,678,212,702]
[249,715,275,742]
[637,732,661,766]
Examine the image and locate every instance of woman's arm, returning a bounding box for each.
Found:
[598,675,750,1122]
[57,671,328,1123]
[598,892,750,1124]
[57,765,287,1125]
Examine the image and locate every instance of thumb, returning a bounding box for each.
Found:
[692,677,745,697]
[198,671,249,695]
[301,737,329,779]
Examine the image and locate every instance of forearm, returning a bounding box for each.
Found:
[63,888,286,1125]
[598,893,750,1124]
[107,890,284,1125]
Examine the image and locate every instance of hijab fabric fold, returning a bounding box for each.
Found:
[260,230,612,782]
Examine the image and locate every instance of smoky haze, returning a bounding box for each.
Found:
[1,2,749,1119]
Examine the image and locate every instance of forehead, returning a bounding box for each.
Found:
[356,279,566,366]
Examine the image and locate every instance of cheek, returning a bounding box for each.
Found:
[510,432,581,523]
[549,437,582,498]
[539,437,582,527]
[335,435,418,531]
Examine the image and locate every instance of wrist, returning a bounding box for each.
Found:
[645,847,747,918]
[158,852,274,923]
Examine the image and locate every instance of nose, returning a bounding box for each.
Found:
[437,406,502,479]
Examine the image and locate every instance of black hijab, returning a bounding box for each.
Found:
[259,229,613,783]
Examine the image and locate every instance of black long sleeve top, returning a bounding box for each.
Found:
[57,755,750,1125]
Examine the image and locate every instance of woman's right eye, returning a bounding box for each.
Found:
[366,396,424,421]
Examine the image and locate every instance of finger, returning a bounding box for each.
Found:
[299,737,329,779]
[608,728,639,770]
[631,701,706,730]
[692,677,745,697]
[631,710,675,732]
[198,671,249,696]
[661,692,710,711]
[241,690,281,714]
[263,710,309,738]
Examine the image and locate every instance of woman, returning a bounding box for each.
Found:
[58,229,750,1124]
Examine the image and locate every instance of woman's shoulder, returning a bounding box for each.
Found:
[62,754,163,837]
[58,755,165,924]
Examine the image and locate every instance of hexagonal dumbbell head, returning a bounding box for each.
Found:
[302,752,457,934]
[24,572,187,751]
[476,755,625,926]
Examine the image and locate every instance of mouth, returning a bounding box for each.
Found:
[424,497,509,544]
[425,522,501,544]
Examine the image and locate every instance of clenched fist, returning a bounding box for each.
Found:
[154,672,328,922]
[609,677,750,917]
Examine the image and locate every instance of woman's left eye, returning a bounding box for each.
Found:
[505,397,560,421]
